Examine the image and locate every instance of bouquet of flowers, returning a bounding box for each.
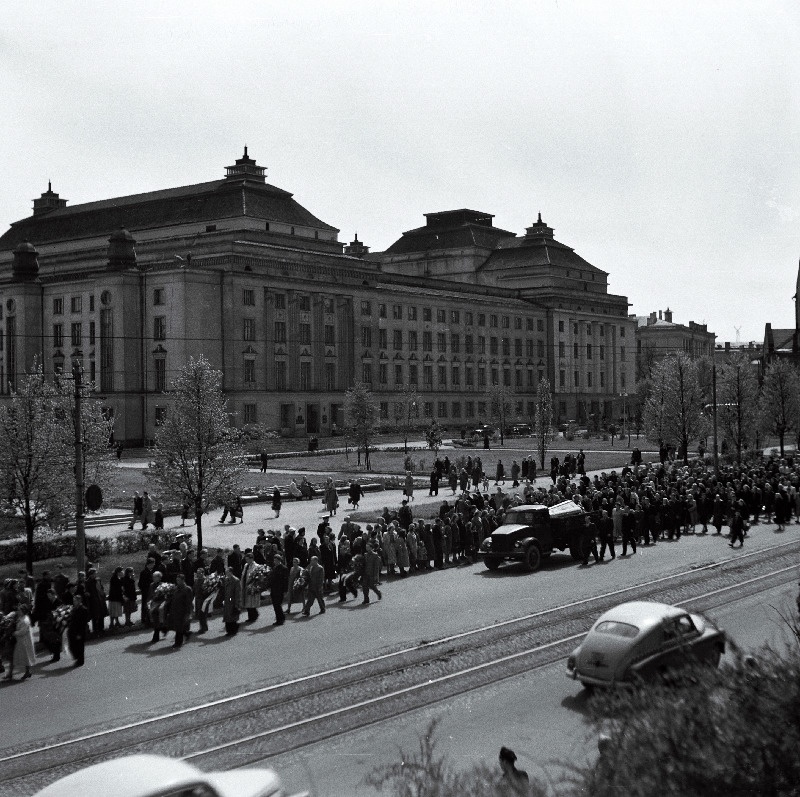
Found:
[0,612,16,643]
[52,604,73,635]
[246,564,271,595]
[293,568,309,593]
[201,572,223,598]
[151,582,176,604]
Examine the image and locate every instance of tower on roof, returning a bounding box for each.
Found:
[32,182,68,216]
[344,233,370,258]
[524,212,554,240]
[225,146,266,183]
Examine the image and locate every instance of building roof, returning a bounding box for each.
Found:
[479,234,605,275]
[767,327,795,352]
[384,215,517,255]
[0,155,338,251]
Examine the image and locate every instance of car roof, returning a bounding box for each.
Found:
[594,601,687,635]
[31,755,210,797]
[505,504,548,512]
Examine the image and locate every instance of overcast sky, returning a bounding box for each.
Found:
[2,1,798,343]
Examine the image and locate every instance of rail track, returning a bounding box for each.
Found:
[2,539,798,796]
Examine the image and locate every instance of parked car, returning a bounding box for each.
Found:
[506,423,532,437]
[31,754,308,797]
[566,601,726,690]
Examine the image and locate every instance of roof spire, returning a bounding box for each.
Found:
[537,211,542,223]
[244,145,248,158]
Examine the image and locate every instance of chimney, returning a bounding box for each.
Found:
[107,228,137,270]
[12,240,39,281]
[664,307,673,323]
[648,312,656,325]
[658,310,662,321]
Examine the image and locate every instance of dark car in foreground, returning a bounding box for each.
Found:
[566,601,726,690]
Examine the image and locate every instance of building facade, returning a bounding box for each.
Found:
[634,308,716,379]
[0,150,636,444]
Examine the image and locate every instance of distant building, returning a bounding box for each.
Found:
[761,262,800,373]
[0,150,636,444]
[634,308,715,379]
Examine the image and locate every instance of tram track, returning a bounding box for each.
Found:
[2,539,798,796]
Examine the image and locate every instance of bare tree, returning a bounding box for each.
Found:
[487,382,514,446]
[717,350,760,462]
[344,381,378,470]
[533,377,554,470]
[760,358,799,456]
[643,352,707,464]
[147,356,247,551]
[425,420,444,459]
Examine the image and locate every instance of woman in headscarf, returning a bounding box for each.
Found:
[6,603,35,681]
[271,486,282,518]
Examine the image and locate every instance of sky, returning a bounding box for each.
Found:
[1,0,799,344]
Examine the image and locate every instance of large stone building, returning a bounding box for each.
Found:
[634,308,715,378]
[0,150,636,444]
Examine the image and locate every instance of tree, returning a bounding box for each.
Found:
[425,420,444,458]
[344,381,378,470]
[398,384,419,455]
[717,351,760,463]
[760,358,799,456]
[147,356,247,552]
[487,382,513,446]
[643,353,707,464]
[0,364,114,574]
[533,377,554,470]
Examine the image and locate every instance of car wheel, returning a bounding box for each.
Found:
[523,543,542,572]
[485,557,501,571]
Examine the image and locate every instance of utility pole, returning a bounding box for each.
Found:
[73,361,86,572]
[712,361,719,471]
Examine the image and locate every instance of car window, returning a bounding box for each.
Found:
[504,510,537,525]
[595,620,638,638]
[662,619,680,642]
[676,615,698,636]
[158,785,221,797]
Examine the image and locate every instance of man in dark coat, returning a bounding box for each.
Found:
[302,557,326,616]
[170,573,194,648]
[270,554,289,625]
[362,545,383,604]
[598,510,615,561]
[398,500,413,531]
[32,571,53,627]
[138,559,156,625]
[85,568,108,636]
[209,548,226,575]
[67,593,90,667]
[227,544,244,578]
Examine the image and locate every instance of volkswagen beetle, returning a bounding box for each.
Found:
[566,601,726,689]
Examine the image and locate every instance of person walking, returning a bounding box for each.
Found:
[362,544,383,604]
[598,510,615,561]
[170,573,193,648]
[272,486,282,519]
[324,479,339,516]
[302,556,326,616]
[729,509,747,548]
[404,470,415,502]
[270,554,289,625]
[141,491,153,530]
[348,480,364,509]
[67,594,89,668]
[260,450,269,472]
[128,491,143,530]
[222,567,242,636]
[495,460,505,485]
[510,460,520,488]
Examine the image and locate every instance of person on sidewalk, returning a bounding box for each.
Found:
[67,594,90,668]
[270,554,289,625]
[170,573,193,648]
[301,557,326,616]
[362,544,383,604]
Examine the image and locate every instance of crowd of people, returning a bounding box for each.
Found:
[2,450,799,679]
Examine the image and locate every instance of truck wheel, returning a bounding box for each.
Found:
[524,543,542,572]
[485,557,501,571]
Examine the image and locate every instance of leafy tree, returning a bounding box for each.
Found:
[425,420,444,458]
[643,353,707,464]
[488,382,514,446]
[344,381,378,470]
[717,350,760,463]
[147,356,247,551]
[0,364,114,574]
[533,377,554,470]
[760,358,799,456]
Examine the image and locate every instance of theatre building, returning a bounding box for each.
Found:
[0,149,636,444]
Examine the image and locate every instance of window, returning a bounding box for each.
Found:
[539,369,544,383]
[423,331,432,351]
[409,364,418,385]
[559,341,565,358]
[89,295,95,312]
[408,330,418,350]
[490,314,498,328]
[408,306,417,321]
[492,367,500,385]
[394,364,403,384]
[478,336,486,354]
[438,365,447,386]
[379,303,387,319]
[451,310,460,324]
[558,320,564,332]
[465,312,473,325]
[537,319,544,332]
[423,401,433,418]
[378,363,388,384]
[586,323,592,336]
[451,333,460,353]
[393,304,403,320]
[599,325,605,337]
[437,332,446,352]
[274,321,286,342]
[620,326,626,338]
[324,324,335,345]
[621,372,626,389]
[275,293,286,310]
[71,296,82,314]
[436,309,446,323]
[423,307,432,322]
[299,323,311,345]
[298,295,311,312]
[478,313,486,326]
[526,319,534,332]
[361,326,372,348]
[380,402,389,420]
[244,359,256,384]
[587,372,593,387]
[379,329,387,349]
[515,369,522,388]
[154,358,166,392]
[574,371,579,388]
[323,297,334,314]
[502,316,510,329]
[153,316,166,341]
[573,342,579,358]
[154,406,167,426]
[621,346,626,362]
[275,361,287,390]
[526,340,533,357]
[393,330,403,350]
[537,340,544,357]
[574,323,579,336]
[465,367,473,386]
[153,288,165,306]
[424,365,433,388]
[466,401,474,417]
[243,403,257,424]
[600,345,605,361]
[490,337,498,355]
[515,317,522,330]
[243,289,255,306]
[600,372,605,387]
[437,401,447,419]
[53,297,63,315]
[465,334,473,354]
[206,224,217,232]
[361,300,371,316]
[559,369,566,387]
[325,363,336,391]
[587,344,592,359]
[89,321,96,346]
[71,322,82,347]
[362,363,372,383]
[89,360,95,383]
[502,338,510,356]
[298,360,311,390]
[477,400,487,417]
[243,318,256,341]
[478,368,486,387]
[503,369,511,387]
[527,369,534,387]
[452,402,461,418]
